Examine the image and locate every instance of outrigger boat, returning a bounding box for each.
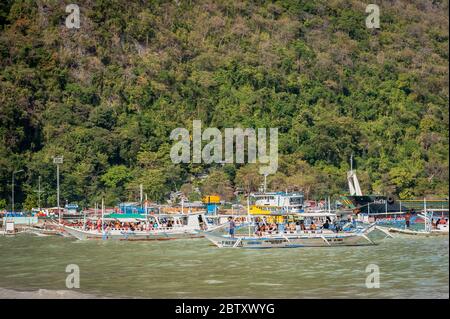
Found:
[202,198,392,249]
[203,225,387,248]
[387,225,448,237]
[383,211,449,237]
[61,199,221,241]
[341,158,448,228]
[62,213,217,240]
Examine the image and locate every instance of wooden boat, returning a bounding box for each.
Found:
[60,198,224,241]
[386,224,448,237]
[62,223,203,241]
[384,210,449,237]
[202,224,386,248]
[202,194,394,248]
[62,213,221,241]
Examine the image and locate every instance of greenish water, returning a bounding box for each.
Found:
[0,234,448,298]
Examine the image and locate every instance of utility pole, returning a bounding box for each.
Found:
[53,156,63,224]
[350,153,354,172]
[350,154,352,172]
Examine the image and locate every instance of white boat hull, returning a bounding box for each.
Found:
[62,225,202,241]
[388,227,449,237]
[203,231,376,248]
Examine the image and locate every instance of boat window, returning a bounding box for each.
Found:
[290,197,303,205]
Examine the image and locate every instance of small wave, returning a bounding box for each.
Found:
[249,282,283,287]
[204,280,225,284]
[0,287,104,299]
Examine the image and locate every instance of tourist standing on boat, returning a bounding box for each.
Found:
[198,215,205,230]
[228,216,236,238]
[300,219,306,231]
[405,210,411,228]
[278,222,285,233]
[102,225,108,240]
[295,221,301,233]
[333,220,340,233]
[254,217,260,235]
[434,218,444,229]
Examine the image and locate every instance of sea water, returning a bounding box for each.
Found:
[0,234,448,298]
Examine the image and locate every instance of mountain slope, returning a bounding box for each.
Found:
[0,0,448,207]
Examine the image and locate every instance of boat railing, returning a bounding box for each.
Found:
[254,229,326,236]
[68,223,188,232]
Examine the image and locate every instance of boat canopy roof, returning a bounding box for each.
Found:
[104,212,203,220]
[105,213,147,219]
[103,217,140,222]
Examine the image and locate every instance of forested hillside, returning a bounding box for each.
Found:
[0,0,448,208]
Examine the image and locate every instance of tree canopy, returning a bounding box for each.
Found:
[0,0,448,208]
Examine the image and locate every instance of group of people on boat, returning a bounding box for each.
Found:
[74,218,183,232]
[373,211,448,230]
[433,218,448,229]
[227,216,347,238]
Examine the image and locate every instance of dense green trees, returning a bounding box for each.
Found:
[0,0,448,209]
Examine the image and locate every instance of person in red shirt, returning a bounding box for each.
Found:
[405,211,411,228]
